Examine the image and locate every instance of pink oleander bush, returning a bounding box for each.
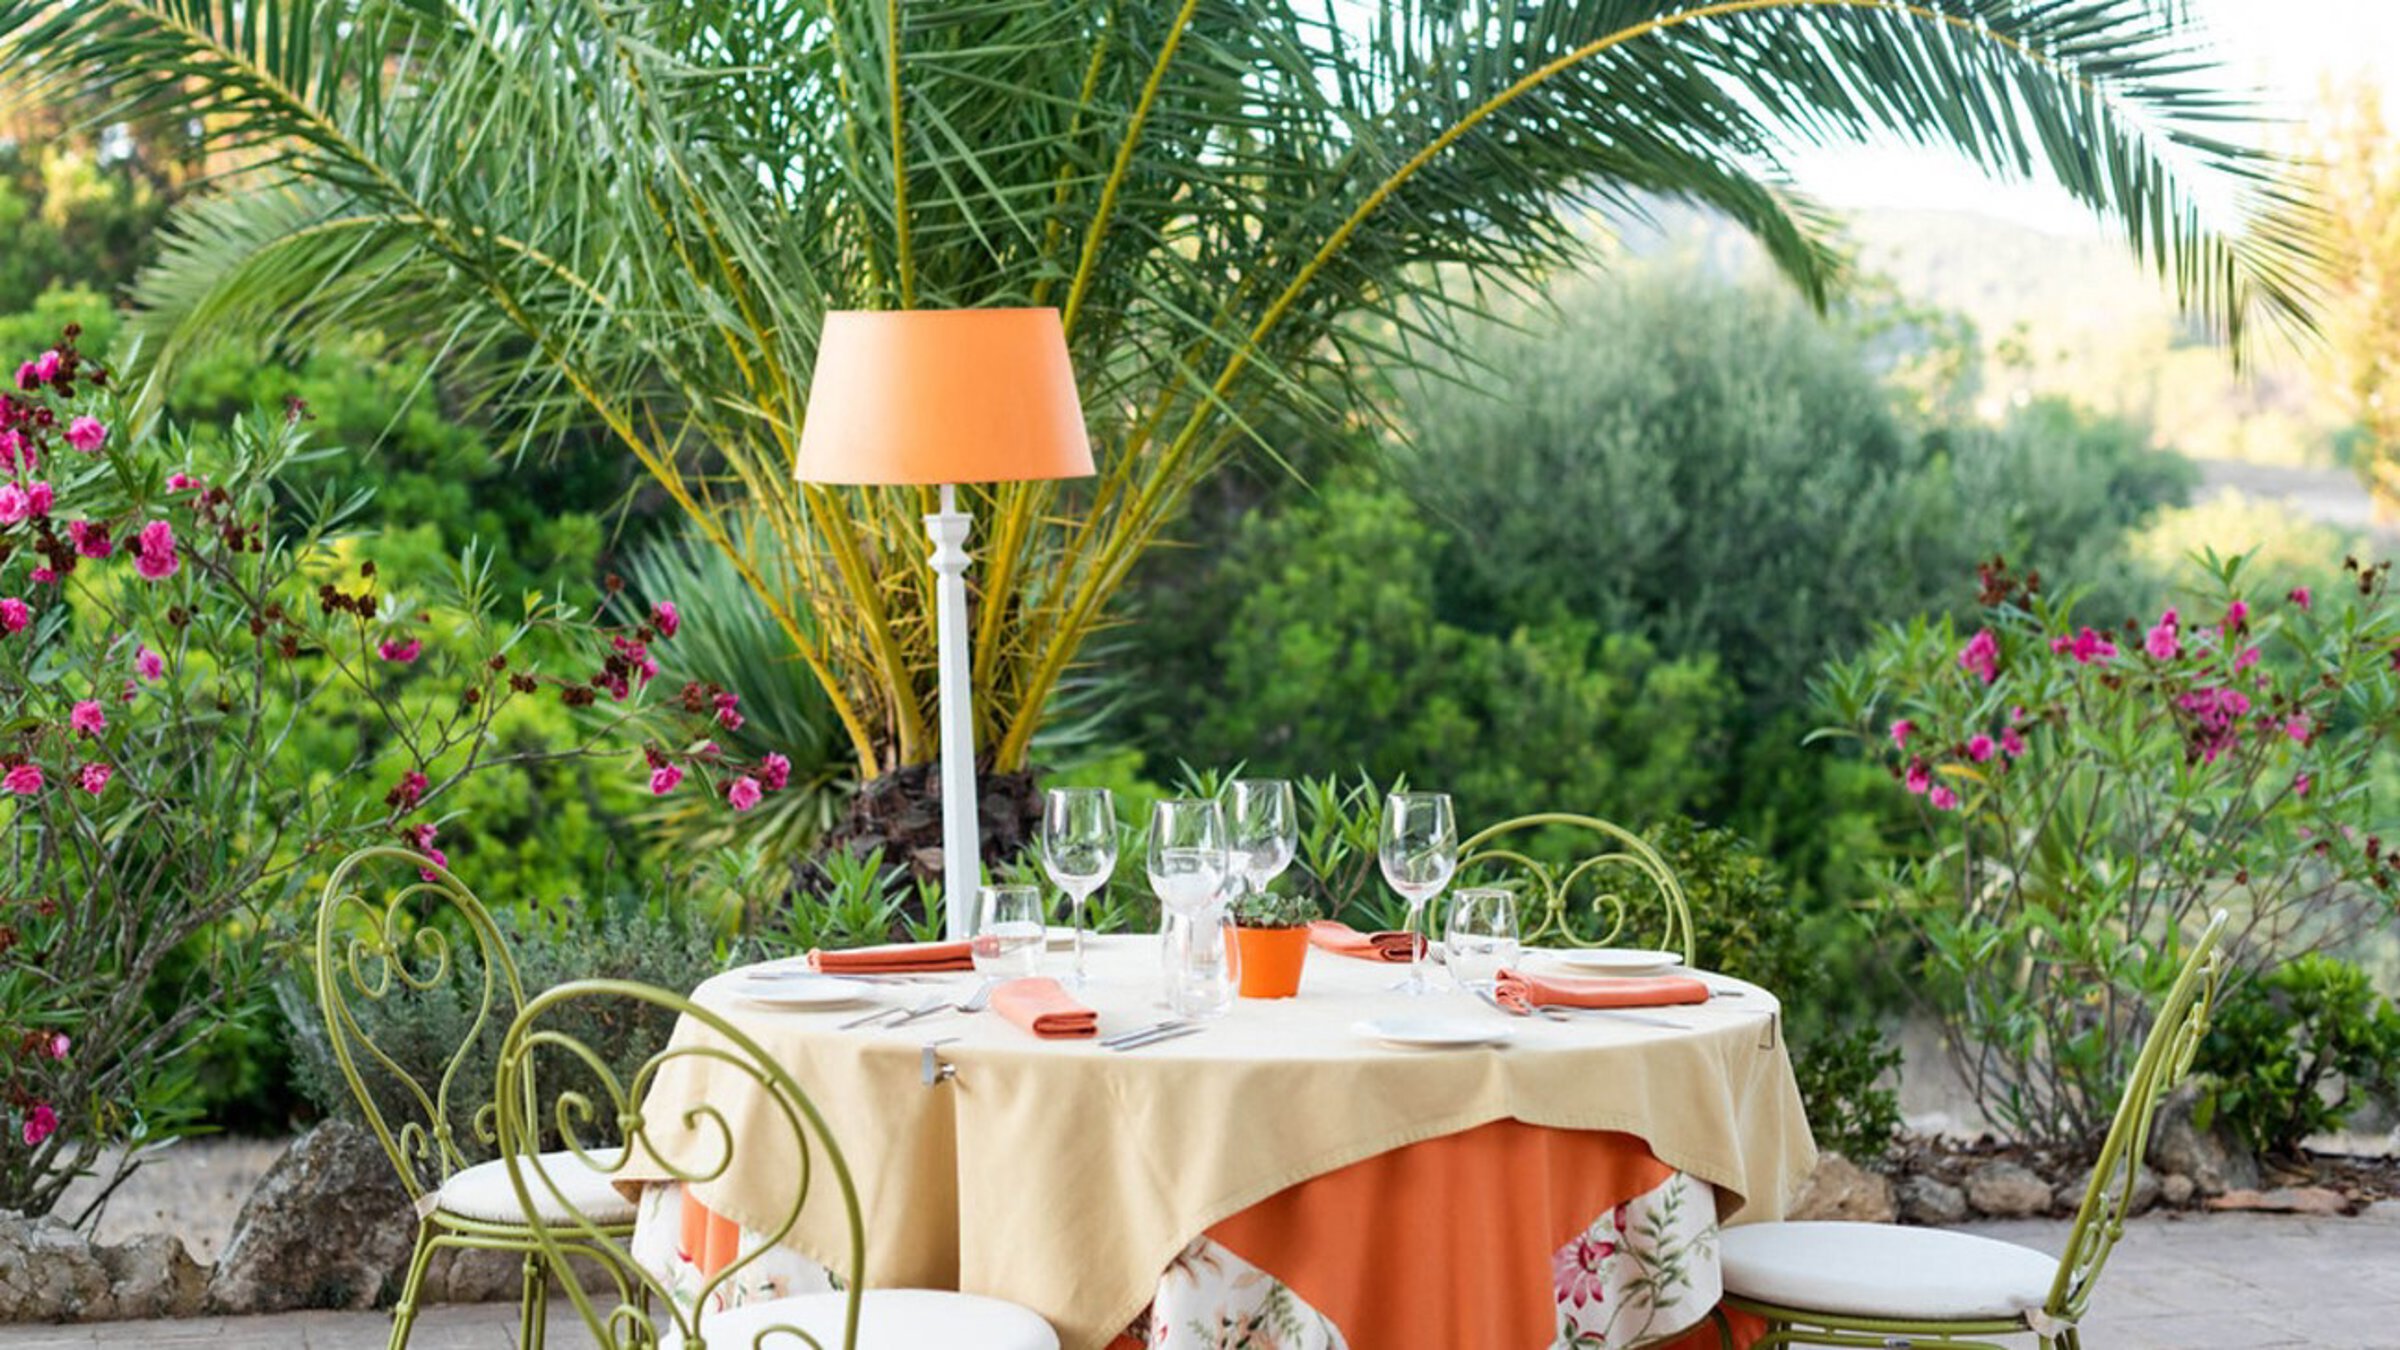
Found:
[1815,555,2400,1148]
[0,330,778,1222]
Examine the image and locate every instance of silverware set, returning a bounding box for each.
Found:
[1470,985,1693,1030]
[839,980,998,1031]
[1100,1019,1202,1052]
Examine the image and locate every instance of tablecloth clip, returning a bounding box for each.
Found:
[920,1037,961,1088]
[1757,1012,1780,1051]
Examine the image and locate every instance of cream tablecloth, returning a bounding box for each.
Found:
[622,934,1815,1350]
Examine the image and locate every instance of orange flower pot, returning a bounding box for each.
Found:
[1233,925,1309,998]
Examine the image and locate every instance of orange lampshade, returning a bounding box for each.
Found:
[794,307,1094,486]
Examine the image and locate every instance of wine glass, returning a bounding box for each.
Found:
[1444,887,1520,992]
[971,885,1045,981]
[1379,791,1457,995]
[1042,787,1118,990]
[1226,779,1296,902]
[1146,798,1229,917]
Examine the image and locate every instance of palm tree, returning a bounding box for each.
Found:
[0,0,2317,862]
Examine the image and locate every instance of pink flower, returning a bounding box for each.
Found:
[407,822,448,880]
[25,482,51,517]
[2175,686,2251,764]
[387,769,428,811]
[3,764,43,795]
[68,700,105,736]
[760,752,791,791]
[649,763,684,795]
[67,520,111,558]
[0,484,29,525]
[377,638,422,664]
[27,567,51,585]
[134,645,165,681]
[653,601,679,638]
[45,1033,67,1060]
[2283,715,2312,745]
[1904,760,1931,796]
[2234,645,2260,671]
[1551,1231,1617,1310]
[0,429,24,472]
[1888,719,1915,750]
[2000,727,2027,759]
[0,598,29,634]
[2144,608,2181,662]
[727,776,762,812]
[33,350,60,384]
[715,691,743,731]
[2051,627,2119,664]
[1957,629,2000,683]
[2289,586,2313,611]
[1928,785,1960,812]
[2295,772,2313,798]
[12,362,34,392]
[133,520,178,581]
[1965,734,1995,763]
[77,762,110,794]
[166,472,198,492]
[64,416,105,454]
[2225,599,2250,630]
[21,1103,57,1147]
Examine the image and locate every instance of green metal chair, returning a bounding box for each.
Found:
[314,845,636,1350]
[1710,910,2230,1349]
[1455,813,1696,963]
[496,977,1060,1349]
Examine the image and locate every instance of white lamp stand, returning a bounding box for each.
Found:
[926,482,981,939]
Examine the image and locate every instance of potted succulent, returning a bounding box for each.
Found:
[1230,889,1319,998]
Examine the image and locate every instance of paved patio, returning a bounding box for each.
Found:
[1,1203,2393,1349]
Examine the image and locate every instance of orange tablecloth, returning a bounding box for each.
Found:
[648,1120,1768,1349]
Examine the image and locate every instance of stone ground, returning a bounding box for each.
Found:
[2,1203,2394,1349]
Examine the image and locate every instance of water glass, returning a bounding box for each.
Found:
[1163,906,1241,1020]
[971,885,1045,981]
[1444,887,1521,991]
[1147,798,1230,916]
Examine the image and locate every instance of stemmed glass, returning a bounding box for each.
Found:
[1226,779,1296,902]
[1379,791,1457,996]
[1146,798,1230,916]
[1041,787,1118,991]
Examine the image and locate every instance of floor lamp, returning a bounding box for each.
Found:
[795,308,1093,939]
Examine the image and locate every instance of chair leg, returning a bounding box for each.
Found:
[388,1227,439,1350]
[518,1251,548,1350]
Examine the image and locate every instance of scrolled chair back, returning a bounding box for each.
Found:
[495,977,865,1350]
[2045,909,2229,1329]
[314,844,526,1205]
[1454,813,1694,963]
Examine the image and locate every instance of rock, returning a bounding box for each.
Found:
[427,1245,528,1304]
[2058,1163,2160,1218]
[95,1233,208,1319]
[207,1121,416,1314]
[0,1211,111,1322]
[1896,1175,1969,1226]
[1788,1153,1896,1223]
[1964,1160,2054,1217]
[2160,1172,2196,1207]
[2151,1085,2262,1197]
[2203,1186,2358,1217]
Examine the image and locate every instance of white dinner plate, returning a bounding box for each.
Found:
[731,974,883,1009]
[1546,947,1683,977]
[1352,1016,1513,1050]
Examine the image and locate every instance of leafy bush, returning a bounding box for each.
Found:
[2194,954,2400,1160]
[1645,817,1903,1161]
[288,885,741,1159]
[1818,555,2400,1147]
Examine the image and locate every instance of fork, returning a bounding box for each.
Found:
[1107,1024,1203,1052]
[1472,987,1564,1023]
[891,979,997,1028]
[1100,1018,1188,1049]
[841,994,947,1031]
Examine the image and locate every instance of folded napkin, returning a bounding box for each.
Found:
[990,977,1097,1039]
[1495,968,1710,1013]
[806,940,975,974]
[1306,919,1422,963]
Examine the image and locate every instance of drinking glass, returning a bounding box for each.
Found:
[1379,791,1457,995]
[1146,798,1229,917]
[1227,779,1296,900]
[1042,787,1118,990]
[1444,887,1521,992]
[1163,905,1241,1020]
[971,885,1045,982]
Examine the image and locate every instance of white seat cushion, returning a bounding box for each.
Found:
[434,1151,637,1226]
[661,1289,1059,1350]
[1720,1221,2060,1322]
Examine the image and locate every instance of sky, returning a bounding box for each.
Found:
[1790,0,2400,234]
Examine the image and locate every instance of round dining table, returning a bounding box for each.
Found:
[617,932,1813,1350]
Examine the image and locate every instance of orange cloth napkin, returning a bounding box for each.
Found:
[806,940,974,974]
[1495,968,1710,1012]
[1306,919,1422,963]
[990,977,1098,1039]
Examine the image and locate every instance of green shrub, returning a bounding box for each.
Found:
[2195,955,2400,1160]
